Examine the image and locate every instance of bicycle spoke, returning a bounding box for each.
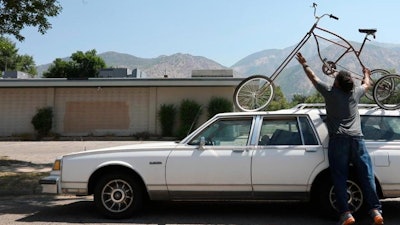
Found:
[373,74,400,110]
[364,69,390,101]
[234,76,274,111]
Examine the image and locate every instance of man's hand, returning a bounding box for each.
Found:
[363,67,371,76]
[296,52,307,66]
[362,67,372,90]
[296,52,320,86]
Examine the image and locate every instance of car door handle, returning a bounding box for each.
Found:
[305,148,318,152]
[232,149,245,153]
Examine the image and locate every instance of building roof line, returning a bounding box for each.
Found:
[0,78,243,87]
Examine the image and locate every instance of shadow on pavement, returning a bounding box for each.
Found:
[1,195,398,224]
[0,158,52,195]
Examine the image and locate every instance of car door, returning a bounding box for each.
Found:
[361,115,400,190]
[166,116,255,199]
[252,115,324,199]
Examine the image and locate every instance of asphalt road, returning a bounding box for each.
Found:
[1,141,400,224]
[1,195,400,225]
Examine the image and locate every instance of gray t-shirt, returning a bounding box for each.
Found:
[315,80,365,137]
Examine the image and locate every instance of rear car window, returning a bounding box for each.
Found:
[361,116,400,141]
[321,115,400,141]
[259,116,319,145]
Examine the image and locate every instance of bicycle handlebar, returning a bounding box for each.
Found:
[312,2,339,21]
[329,14,339,20]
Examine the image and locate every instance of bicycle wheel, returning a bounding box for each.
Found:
[365,69,390,100]
[373,74,400,110]
[233,75,275,111]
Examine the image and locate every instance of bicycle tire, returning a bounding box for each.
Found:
[365,69,390,100]
[233,75,275,111]
[373,74,400,110]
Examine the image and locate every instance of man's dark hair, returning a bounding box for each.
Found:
[336,70,354,92]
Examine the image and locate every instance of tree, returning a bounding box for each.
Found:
[43,49,107,78]
[43,58,72,78]
[291,94,308,106]
[0,37,37,75]
[266,86,290,111]
[71,50,107,78]
[0,0,62,41]
[16,54,37,75]
[288,91,325,107]
[0,36,17,71]
[304,92,324,103]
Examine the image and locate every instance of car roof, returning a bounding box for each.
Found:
[217,104,400,118]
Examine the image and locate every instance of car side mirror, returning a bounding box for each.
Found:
[199,137,206,150]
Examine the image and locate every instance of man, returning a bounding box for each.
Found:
[295,52,384,225]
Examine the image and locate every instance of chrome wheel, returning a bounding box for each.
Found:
[94,173,144,219]
[101,179,134,213]
[329,180,363,213]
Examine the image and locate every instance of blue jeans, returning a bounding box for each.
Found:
[328,135,382,213]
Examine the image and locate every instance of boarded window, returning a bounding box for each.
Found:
[64,101,129,133]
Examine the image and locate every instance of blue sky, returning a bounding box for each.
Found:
[9,0,400,67]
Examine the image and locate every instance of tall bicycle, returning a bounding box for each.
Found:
[234,3,390,111]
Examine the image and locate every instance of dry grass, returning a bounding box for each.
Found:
[0,157,50,195]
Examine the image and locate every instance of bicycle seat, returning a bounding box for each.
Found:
[359,29,377,35]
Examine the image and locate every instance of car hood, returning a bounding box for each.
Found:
[60,141,180,159]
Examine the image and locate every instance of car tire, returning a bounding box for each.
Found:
[94,173,144,219]
[314,174,364,218]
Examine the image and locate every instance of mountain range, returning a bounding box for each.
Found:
[36,40,400,100]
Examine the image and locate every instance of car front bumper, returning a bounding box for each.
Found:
[39,175,61,194]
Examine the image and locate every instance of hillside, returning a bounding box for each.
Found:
[231,41,400,99]
[36,41,400,99]
[37,52,229,78]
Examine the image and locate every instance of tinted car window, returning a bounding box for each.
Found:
[259,116,319,146]
[188,117,253,146]
[321,115,400,141]
[299,117,319,145]
[259,117,301,145]
[361,116,400,141]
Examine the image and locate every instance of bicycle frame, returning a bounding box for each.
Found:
[233,3,390,112]
[269,4,375,82]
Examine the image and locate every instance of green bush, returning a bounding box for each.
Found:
[133,131,151,140]
[177,99,202,138]
[31,107,53,138]
[207,97,233,118]
[158,104,176,136]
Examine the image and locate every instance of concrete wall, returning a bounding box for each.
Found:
[0,85,234,137]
